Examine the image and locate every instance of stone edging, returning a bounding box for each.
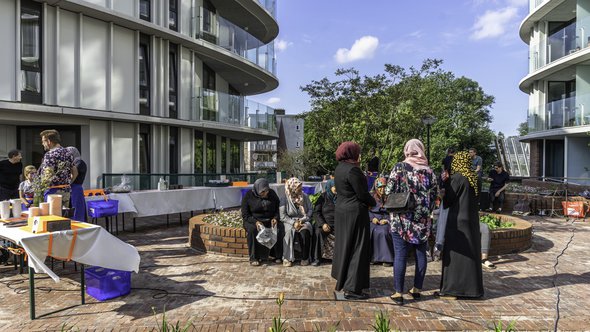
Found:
[188,214,249,257]
[485,213,533,256]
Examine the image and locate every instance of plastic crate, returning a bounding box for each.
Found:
[241,188,251,200]
[302,186,315,195]
[85,266,131,301]
[87,199,119,218]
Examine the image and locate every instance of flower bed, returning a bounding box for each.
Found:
[483,213,532,256]
[188,211,248,257]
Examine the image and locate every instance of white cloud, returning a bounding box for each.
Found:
[275,38,293,52]
[334,36,379,64]
[470,7,518,40]
[266,97,281,104]
[506,0,528,7]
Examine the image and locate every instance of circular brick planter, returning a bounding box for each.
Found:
[484,213,533,256]
[188,214,249,257]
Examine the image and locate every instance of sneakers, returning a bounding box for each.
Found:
[250,261,260,266]
[274,258,282,264]
[282,259,292,267]
[482,260,496,269]
[301,260,310,266]
[311,260,320,266]
[497,208,502,213]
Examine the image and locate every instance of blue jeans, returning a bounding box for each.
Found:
[392,231,428,293]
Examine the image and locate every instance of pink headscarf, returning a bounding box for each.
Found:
[403,139,429,170]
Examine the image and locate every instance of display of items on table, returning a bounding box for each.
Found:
[205,179,231,187]
[157,177,169,191]
[28,215,71,233]
[85,266,131,301]
[111,174,133,193]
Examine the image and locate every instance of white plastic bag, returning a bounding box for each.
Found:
[112,174,133,193]
[256,225,278,249]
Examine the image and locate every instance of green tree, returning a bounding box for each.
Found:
[300,59,496,174]
[517,121,529,136]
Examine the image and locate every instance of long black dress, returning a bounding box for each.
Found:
[241,190,281,262]
[331,161,376,293]
[440,173,484,298]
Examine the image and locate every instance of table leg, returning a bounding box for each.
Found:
[122,213,125,232]
[133,217,136,233]
[80,264,85,305]
[29,266,35,320]
[166,214,169,228]
[179,213,182,226]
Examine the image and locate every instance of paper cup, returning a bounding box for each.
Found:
[29,207,41,217]
[10,199,22,218]
[47,194,62,216]
[0,201,10,220]
[39,202,50,216]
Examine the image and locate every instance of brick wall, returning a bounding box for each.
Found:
[529,140,542,178]
[486,214,533,256]
[189,215,249,257]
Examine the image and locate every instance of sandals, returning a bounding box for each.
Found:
[389,293,404,305]
[482,260,496,269]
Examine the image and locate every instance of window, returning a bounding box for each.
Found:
[201,0,217,43]
[139,34,150,115]
[169,0,178,31]
[230,140,240,173]
[296,141,300,148]
[169,127,179,184]
[202,64,217,121]
[140,0,151,22]
[20,0,42,104]
[296,124,300,132]
[194,130,204,174]
[206,133,216,173]
[139,124,151,189]
[168,43,178,119]
[221,138,227,173]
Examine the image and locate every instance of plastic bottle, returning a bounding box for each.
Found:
[158,177,165,191]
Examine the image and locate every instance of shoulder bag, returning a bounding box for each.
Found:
[383,163,417,213]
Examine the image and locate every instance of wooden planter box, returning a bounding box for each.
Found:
[188,214,249,257]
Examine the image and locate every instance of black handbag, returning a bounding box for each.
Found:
[383,163,416,213]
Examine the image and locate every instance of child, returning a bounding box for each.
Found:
[19,165,36,210]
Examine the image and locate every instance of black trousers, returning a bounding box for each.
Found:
[244,221,284,262]
[294,228,312,261]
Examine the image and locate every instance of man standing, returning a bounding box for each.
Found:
[0,149,23,201]
[39,130,75,207]
[486,162,509,213]
[469,148,483,199]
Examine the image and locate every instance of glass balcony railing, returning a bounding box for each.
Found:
[531,0,548,12]
[192,88,276,132]
[529,17,590,70]
[528,93,590,132]
[191,6,276,75]
[256,0,277,18]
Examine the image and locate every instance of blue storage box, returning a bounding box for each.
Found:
[240,188,251,199]
[87,199,119,218]
[302,186,315,195]
[85,266,131,301]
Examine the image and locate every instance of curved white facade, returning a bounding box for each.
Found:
[520,0,590,184]
[0,0,279,188]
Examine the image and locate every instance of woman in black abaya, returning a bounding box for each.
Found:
[439,151,484,298]
[331,141,376,300]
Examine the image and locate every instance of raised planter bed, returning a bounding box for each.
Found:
[188,214,248,257]
[485,213,533,256]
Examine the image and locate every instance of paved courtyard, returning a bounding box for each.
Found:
[0,214,589,331]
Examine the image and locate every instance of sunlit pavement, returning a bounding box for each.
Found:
[1,214,589,331]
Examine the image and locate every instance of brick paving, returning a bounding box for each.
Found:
[0,214,589,331]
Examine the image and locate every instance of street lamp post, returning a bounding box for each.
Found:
[422,116,437,162]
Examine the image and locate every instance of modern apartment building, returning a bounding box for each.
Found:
[520,0,590,185]
[244,110,304,172]
[0,0,279,188]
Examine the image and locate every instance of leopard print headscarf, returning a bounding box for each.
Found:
[451,151,479,195]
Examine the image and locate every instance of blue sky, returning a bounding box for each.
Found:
[250,0,531,136]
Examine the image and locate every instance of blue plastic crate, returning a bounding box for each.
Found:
[85,266,131,301]
[87,199,119,218]
[302,186,315,195]
[240,188,251,200]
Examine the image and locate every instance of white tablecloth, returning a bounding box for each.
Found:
[0,223,140,282]
[82,182,326,218]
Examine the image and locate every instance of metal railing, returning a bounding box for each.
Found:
[101,172,278,191]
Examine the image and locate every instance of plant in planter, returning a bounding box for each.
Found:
[202,209,242,228]
[480,214,514,230]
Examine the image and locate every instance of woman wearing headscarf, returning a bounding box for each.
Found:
[311,179,337,266]
[385,139,437,305]
[66,146,87,221]
[331,141,376,300]
[241,178,281,266]
[438,151,484,299]
[369,177,394,266]
[280,177,313,267]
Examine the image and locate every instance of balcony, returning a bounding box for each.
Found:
[193,88,276,133]
[253,161,276,169]
[192,6,276,75]
[253,144,277,152]
[527,93,590,132]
